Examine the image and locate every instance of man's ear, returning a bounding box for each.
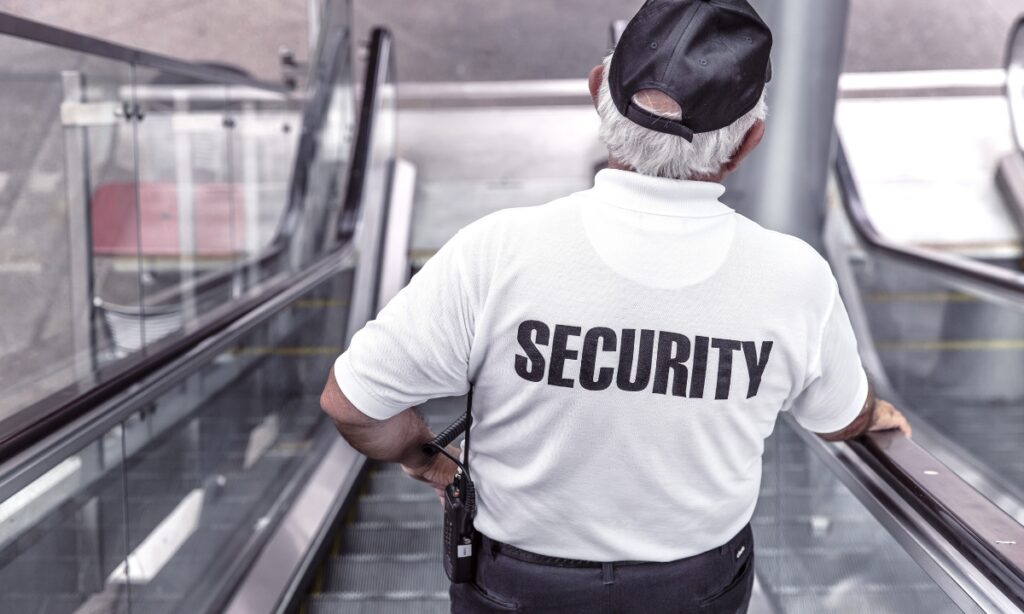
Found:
[588,64,603,108]
[720,120,765,174]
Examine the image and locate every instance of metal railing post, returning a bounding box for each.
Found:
[722,0,851,251]
[60,70,98,378]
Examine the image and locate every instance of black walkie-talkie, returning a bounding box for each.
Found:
[423,388,477,583]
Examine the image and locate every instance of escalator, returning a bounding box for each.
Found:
[2,8,1024,614]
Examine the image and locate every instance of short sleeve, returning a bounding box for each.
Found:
[333,229,481,420]
[787,284,869,433]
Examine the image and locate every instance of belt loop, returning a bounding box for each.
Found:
[601,562,614,585]
[489,537,499,560]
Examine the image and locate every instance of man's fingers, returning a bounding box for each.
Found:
[895,411,912,438]
[868,402,912,439]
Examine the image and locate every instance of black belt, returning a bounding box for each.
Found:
[480,524,751,569]
[481,535,645,568]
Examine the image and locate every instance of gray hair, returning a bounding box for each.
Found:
[597,53,767,180]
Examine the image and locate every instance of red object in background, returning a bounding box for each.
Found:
[91,182,248,257]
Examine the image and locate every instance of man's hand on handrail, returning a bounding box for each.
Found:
[819,383,912,442]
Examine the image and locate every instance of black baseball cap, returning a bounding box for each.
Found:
[608,0,772,141]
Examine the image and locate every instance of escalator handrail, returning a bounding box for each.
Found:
[336,27,393,240]
[273,24,352,243]
[0,12,289,92]
[0,23,351,463]
[854,432,1024,606]
[835,138,1024,303]
[834,139,1024,606]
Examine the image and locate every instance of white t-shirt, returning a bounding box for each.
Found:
[335,168,868,562]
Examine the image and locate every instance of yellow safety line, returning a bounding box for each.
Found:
[877,339,1024,351]
[864,291,976,303]
[231,346,342,357]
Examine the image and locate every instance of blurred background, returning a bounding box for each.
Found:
[0,0,1020,80]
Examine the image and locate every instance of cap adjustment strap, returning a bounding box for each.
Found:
[624,102,696,142]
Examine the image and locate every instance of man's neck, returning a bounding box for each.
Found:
[606,155,726,183]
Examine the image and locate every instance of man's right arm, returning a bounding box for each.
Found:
[789,277,912,441]
[818,381,912,442]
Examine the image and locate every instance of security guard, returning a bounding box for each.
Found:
[319,0,911,612]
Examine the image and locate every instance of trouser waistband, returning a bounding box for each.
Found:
[480,523,751,569]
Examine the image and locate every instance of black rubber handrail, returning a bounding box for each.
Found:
[336,27,393,240]
[854,432,1024,608]
[834,139,1024,606]
[274,24,352,244]
[0,12,289,92]
[0,23,356,462]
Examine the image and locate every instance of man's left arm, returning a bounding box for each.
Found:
[320,368,457,496]
[318,224,487,495]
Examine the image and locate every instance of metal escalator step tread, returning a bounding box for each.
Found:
[752,519,896,550]
[755,546,941,589]
[373,463,416,475]
[339,525,442,555]
[777,585,956,614]
[359,492,437,504]
[322,554,448,593]
[306,595,449,614]
[355,499,442,523]
[364,473,436,496]
[0,594,130,614]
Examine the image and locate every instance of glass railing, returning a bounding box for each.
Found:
[0,261,355,613]
[754,418,963,612]
[0,15,386,612]
[0,13,355,453]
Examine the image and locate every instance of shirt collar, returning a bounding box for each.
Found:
[586,169,732,218]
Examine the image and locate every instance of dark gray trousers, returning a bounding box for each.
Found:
[450,524,754,613]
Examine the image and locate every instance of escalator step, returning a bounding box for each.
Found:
[339,524,442,555]
[755,546,942,589]
[359,492,437,504]
[306,595,448,614]
[753,518,890,550]
[373,463,416,475]
[364,473,437,496]
[355,498,442,523]
[777,586,957,614]
[322,554,447,594]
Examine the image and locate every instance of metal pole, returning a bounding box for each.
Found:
[173,90,199,323]
[241,101,262,288]
[722,0,850,252]
[60,70,98,378]
[308,0,322,58]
